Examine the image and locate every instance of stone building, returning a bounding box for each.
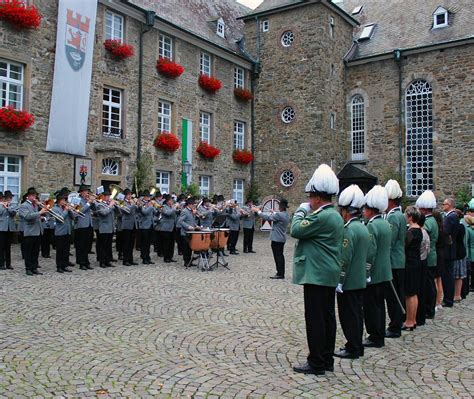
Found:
[241,0,474,204]
[0,0,253,203]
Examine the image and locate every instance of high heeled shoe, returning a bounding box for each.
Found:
[401,324,415,331]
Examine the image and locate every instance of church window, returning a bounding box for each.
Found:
[433,7,448,29]
[280,170,295,187]
[281,107,296,123]
[405,80,433,197]
[280,31,294,47]
[351,95,365,161]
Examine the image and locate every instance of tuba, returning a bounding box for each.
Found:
[110,184,131,214]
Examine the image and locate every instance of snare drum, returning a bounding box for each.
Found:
[188,230,212,252]
[210,228,230,249]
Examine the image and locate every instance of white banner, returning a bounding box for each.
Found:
[46,0,97,156]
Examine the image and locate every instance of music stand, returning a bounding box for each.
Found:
[210,214,229,270]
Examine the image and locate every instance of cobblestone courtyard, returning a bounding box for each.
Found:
[1,233,473,398]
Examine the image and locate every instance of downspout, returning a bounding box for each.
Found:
[250,16,261,185]
[394,49,403,179]
[137,11,156,161]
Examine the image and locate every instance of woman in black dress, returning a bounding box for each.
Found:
[404,206,423,330]
[433,210,447,310]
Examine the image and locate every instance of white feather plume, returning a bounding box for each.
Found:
[415,190,437,209]
[305,164,339,195]
[365,185,388,213]
[339,184,365,208]
[384,179,403,199]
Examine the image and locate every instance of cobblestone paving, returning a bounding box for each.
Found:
[1,233,473,398]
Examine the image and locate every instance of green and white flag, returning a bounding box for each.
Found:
[181,119,193,188]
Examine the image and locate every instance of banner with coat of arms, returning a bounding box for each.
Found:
[46,0,97,156]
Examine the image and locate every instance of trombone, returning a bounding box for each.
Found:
[38,199,65,224]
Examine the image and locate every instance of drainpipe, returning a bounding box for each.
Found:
[394,49,403,179]
[137,11,156,161]
[250,16,261,185]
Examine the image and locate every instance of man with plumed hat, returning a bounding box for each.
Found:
[18,187,49,275]
[74,184,94,270]
[0,190,17,270]
[334,185,369,360]
[291,164,344,376]
[52,194,75,273]
[362,185,392,348]
[384,180,406,338]
[416,190,439,319]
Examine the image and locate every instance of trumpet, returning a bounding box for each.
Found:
[38,200,65,223]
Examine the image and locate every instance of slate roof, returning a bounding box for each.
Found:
[129,0,251,54]
[252,0,301,13]
[336,0,474,60]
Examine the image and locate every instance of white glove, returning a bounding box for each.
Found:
[299,202,311,213]
[336,283,343,293]
[366,276,372,284]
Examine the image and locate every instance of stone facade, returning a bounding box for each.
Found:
[0,0,252,201]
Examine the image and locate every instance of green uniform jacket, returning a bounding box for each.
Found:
[386,207,406,269]
[339,218,369,291]
[466,224,474,262]
[366,215,392,284]
[424,214,439,267]
[291,204,344,287]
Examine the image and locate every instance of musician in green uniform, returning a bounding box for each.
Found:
[291,164,344,376]
[334,185,369,360]
[384,179,406,338]
[362,185,392,348]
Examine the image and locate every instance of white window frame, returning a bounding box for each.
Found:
[102,87,123,138]
[200,52,211,76]
[330,16,335,38]
[199,112,211,143]
[233,179,245,206]
[158,100,172,133]
[351,95,365,161]
[433,7,448,29]
[0,155,21,204]
[330,113,336,130]
[352,6,363,15]
[216,19,225,38]
[262,20,269,32]
[199,175,211,196]
[359,24,375,40]
[159,33,173,59]
[105,10,124,41]
[0,59,24,109]
[233,121,245,150]
[234,67,244,89]
[156,171,171,194]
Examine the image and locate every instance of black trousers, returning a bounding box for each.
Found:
[461,260,471,298]
[121,228,136,263]
[363,282,386,345]
[271,241,285,277]
[243,227,254,251]
[94,230,100,261]
[23,235,41,272]
[97,233,113,264]
[162,231,175,261]
[41,228,54,257]
[182,235,192,264]
[139,228,152,261]
[18,231,25,259]
[154,230,164,256]
[425,266,437,318]
[176,228,183,255]
[227,230,239,252]
[441,260,455,306]
[0,231,13,268]
[386,269,405,334]
[304,284,336,372]
[116,230,123,254]
[75,227,93,266]
[55,234,70,270]
[337,289,364,356]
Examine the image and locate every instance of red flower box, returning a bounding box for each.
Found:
[154,132,180,152]
[156,58,184,79]
[0,0,42,30]
[104,39,134,60]
[196,141,220,160]
[233,149,253,165]
[234,88,253,102]
[198,74,222,94]
[0,106,34,131]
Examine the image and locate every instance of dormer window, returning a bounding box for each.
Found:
[433,7,448,29]
[359,24,375,40]
[352,6,363,15]
[216,18,225,38]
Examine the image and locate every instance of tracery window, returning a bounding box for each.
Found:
[281,106,296,123]
[281,31,294,47]
[351,95,365,160]
[102,158,120,176]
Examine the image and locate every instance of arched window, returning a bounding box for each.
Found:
[405,80,433,197]
[351,95,365,160]
[102,158,120,176]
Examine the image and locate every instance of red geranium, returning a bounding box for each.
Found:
[156,58,184,79]
[0,0,42,30]
[234,88,253,102]
[0,106,34,131]
[104,39,134,60]
[196,141,220,159]
[233,149,253,165]
[154,131,180,152]
[198,74,222,94]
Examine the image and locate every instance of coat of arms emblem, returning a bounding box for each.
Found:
[65,9,90,71]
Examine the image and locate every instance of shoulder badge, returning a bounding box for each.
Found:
[343,238,349,248]
[301,219,311,227]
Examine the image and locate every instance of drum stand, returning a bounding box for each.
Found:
[187,250,211,271]
[209,236,229,270]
